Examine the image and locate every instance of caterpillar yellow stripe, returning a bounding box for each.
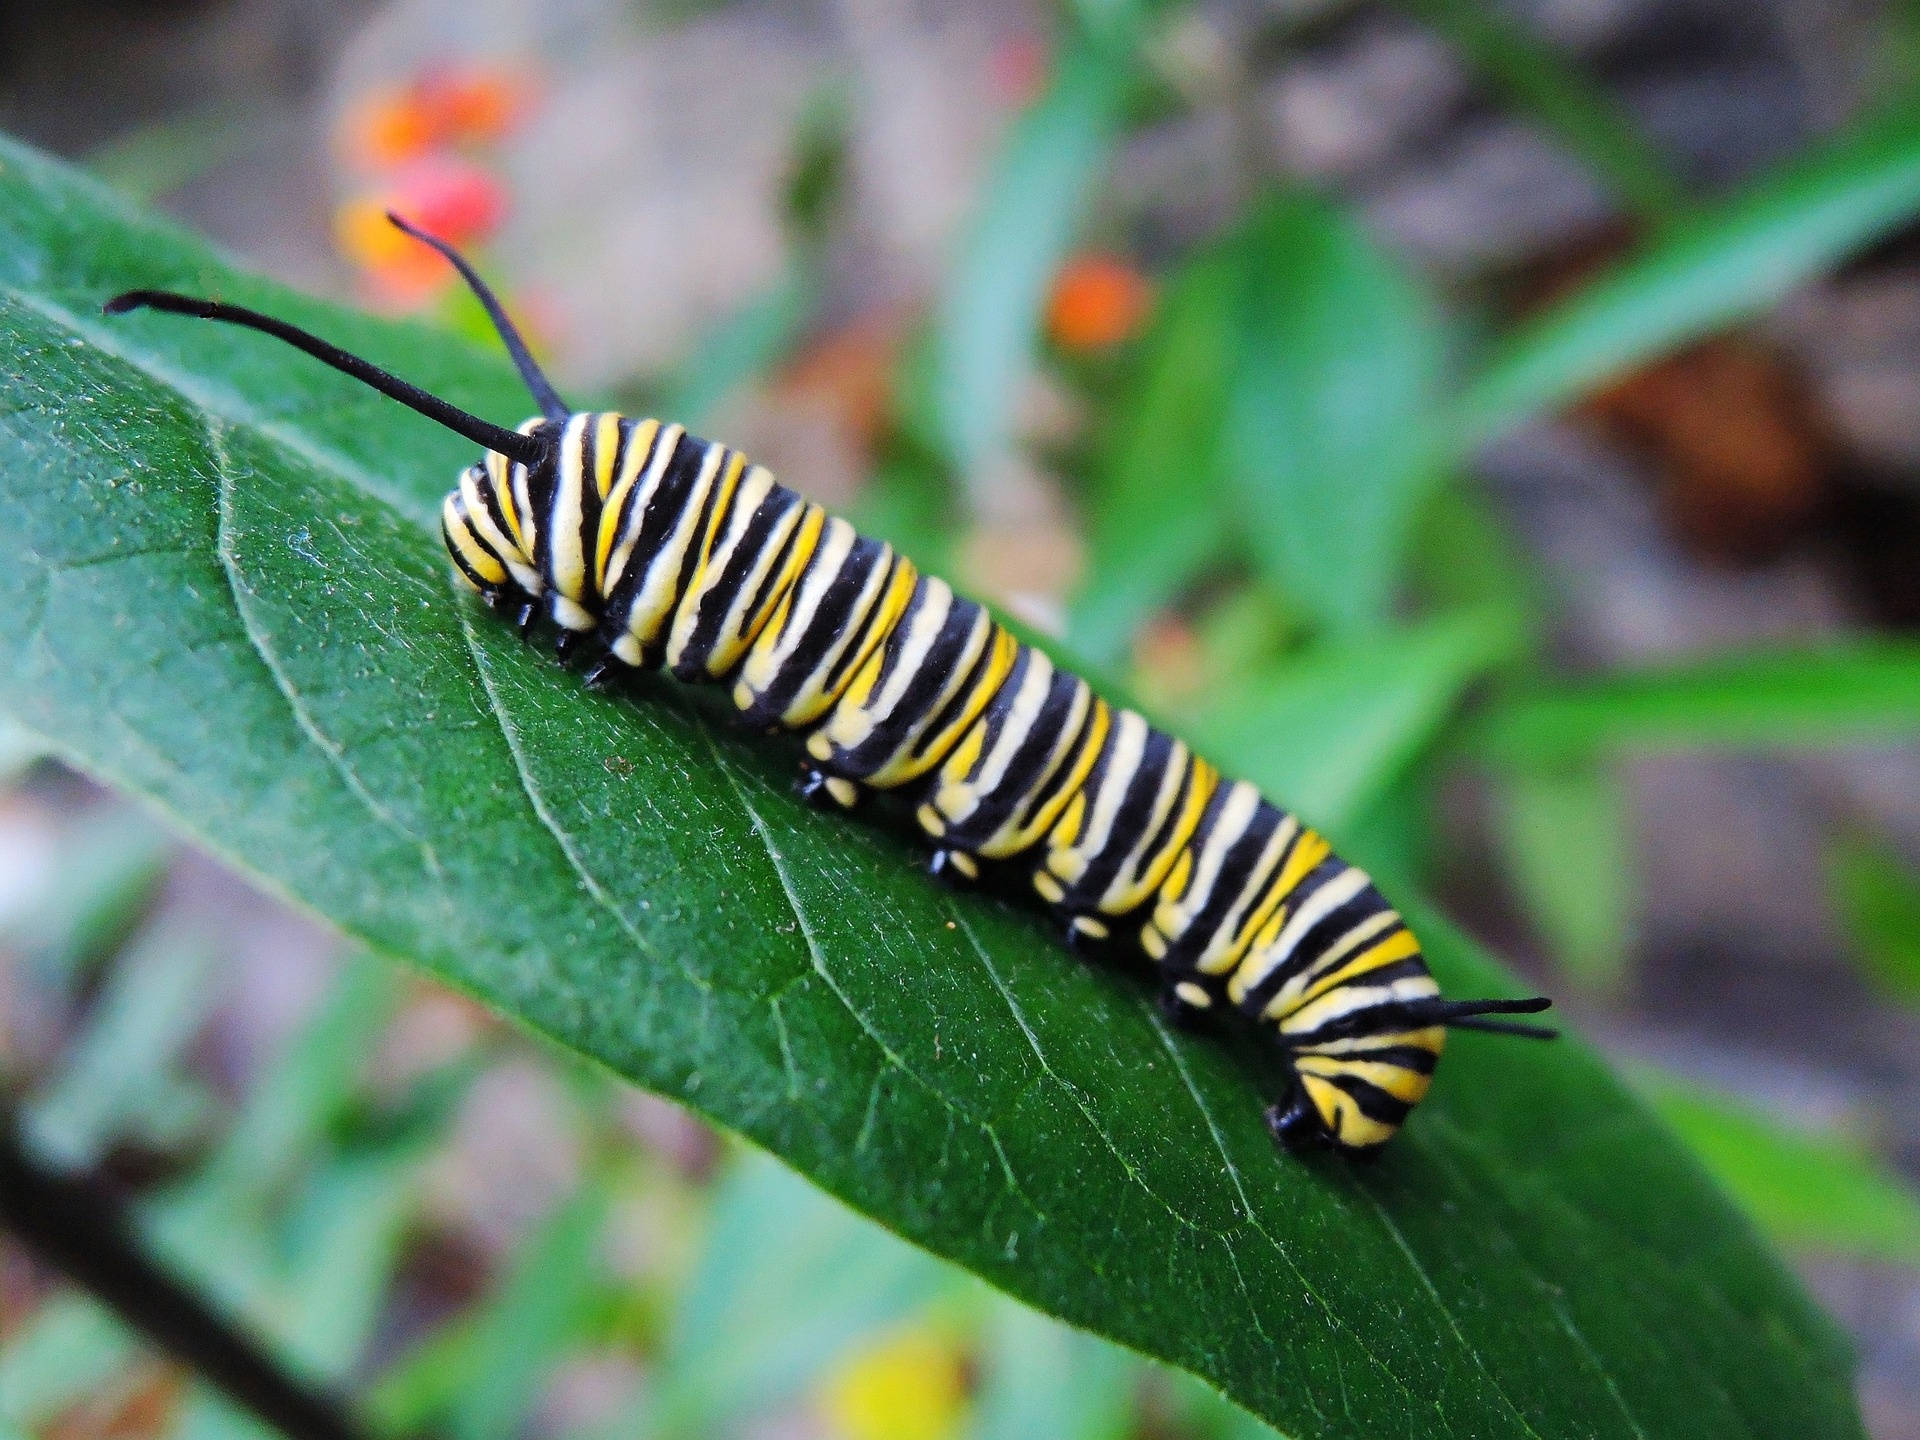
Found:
[105,216,1553,1157]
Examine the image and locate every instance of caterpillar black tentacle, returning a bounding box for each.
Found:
[105,218,1556,1156]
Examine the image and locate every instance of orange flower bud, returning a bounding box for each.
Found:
[340,86,440,171]
[338,64,535,171]
[1046,254,1152,352]
[422,64,535,145]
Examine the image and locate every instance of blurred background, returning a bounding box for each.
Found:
[3,0,1920,1436]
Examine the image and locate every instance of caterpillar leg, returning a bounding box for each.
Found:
[554,628,600,665]
[1063,914,1110,953]
[1265,1089,1321,1150]
[1156,977,1215,1029]
[927,849,979,886]
[798,764,860,810]
[582,655,620,691]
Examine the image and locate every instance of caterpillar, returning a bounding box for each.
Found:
[105,215,1554,1156]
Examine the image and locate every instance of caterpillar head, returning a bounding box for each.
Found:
[1272,985,1554,1156]
[440,420,558,608]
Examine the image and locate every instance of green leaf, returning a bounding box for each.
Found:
[1392,0,1682,221]
[1190,611,1520,833]
[24,924,221,1166]
[0,1296,139,1429]
[1492,765,1633,992]
[932,43,1127,489]
[1638,1070,1920,1265]
[1825,835,1920,1005]
[1222,193,1449,634]
[1463,103,1920,446]
[449,1172,615,1440]
[1070,249,1239,667]
[0,805,170,987]
[0,136,1866,1439]
[1073,195,1452,655]
[1475,642,1920,765]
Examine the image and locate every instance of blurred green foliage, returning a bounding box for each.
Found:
[1827,834,1920,1006]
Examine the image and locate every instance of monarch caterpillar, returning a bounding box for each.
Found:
[106,216,1554,1155]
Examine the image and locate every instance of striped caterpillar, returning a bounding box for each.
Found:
[106,216,1553,1155]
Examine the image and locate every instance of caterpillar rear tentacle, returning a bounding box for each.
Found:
[104,216,1556,1157]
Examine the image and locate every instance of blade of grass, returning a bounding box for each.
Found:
[1393,0,1682,220]
[190,952,401,1211]
[1637,1070,1920,1265]
[1493,764,1633,992]
[1191,609,1520,832]
[967,1300,1136,1440]
[933,42,1128,495]
[1475,641,1920,765]
[1462,102,1920,446]
[85,104,268,206]
[638,1152,961,1440]
[1070,249,1239,666]
[0,1296,140,1430]
[659,261,819,429]
[1825,834,1920,1005]
[0,713,46,780]
[449,1171,616,1440]
[1,807,170,989]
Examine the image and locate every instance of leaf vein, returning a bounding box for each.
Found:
[207,415,446,884]
[458,602,709,996]
[704,734,1040,1217]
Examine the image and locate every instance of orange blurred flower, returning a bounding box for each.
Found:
[340,63,535,171]
[335,155,507,306]
[345,90,438,173]
[1047,254,1152,352]
[422,66,532,145]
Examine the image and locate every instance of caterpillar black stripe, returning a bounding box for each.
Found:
[106,215,1554,1156]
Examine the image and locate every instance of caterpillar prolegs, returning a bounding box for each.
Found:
[107,216,1553,1156]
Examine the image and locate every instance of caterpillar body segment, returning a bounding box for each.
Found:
[105,219,1554,1158]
